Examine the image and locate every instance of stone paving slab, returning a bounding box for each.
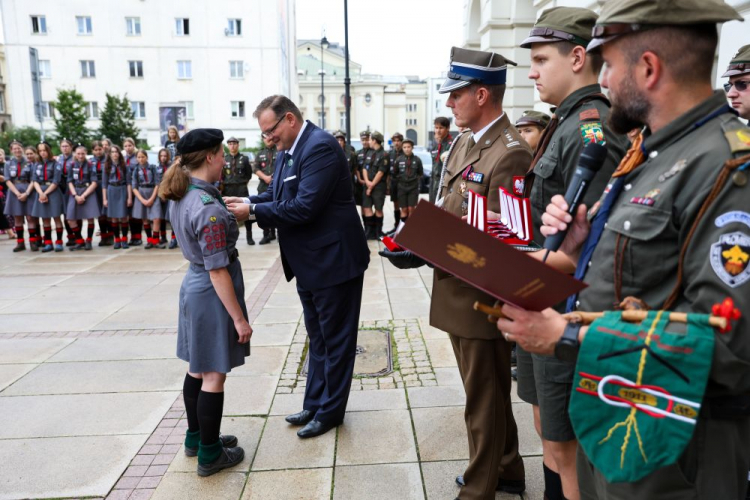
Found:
[0,312,112,334]
[151,471,246,500]
[0,392,177,439]
[222,375,278,416]
[93,310,178,331]
[358,302,393,322]
[424,338,458,368]
[242,468,333,500]
[268,392,305,416]
[251,416,335,471]
[227,346,288,377]
[0,434,147,500]
[0,363,36,391]
[58,272,170,287]
[412,406,469,462]
[0,286,47,300]
[0,338,73,364]
[1,359,185,396]
[47,336,177,362]
[407,385,466,408]
[346,388,408,412]
[248,323,296,347]
[0,274,74,287]
[332,463,425,500]
[252,306,302,324]
[336,409,418,466]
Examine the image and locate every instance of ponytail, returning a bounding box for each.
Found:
[159,144,222,201]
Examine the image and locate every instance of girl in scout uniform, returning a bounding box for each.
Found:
[23,146,41,249]
[164,126,179,161]
[91,141,113,247]
[4,141,37,252]
[31,141,65,252]
[66,145,100,251]
[0,148,13,239]
[123,137,143,246]
[160,128,250,476]
[57,138,76,247]
[156,148,177,248]
[131,149,164,249]
[395,138,423,221]
[103,145,130,249]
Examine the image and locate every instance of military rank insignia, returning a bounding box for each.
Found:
[580,122,605,145]
[710,231,750,288]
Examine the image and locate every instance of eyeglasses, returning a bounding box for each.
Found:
[261,115,286,139]
[724,80,750,93]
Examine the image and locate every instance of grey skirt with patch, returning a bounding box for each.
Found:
[177,259,250,373]
[31,188,65,218]
[131,187,163,220]
[66,186,101,220]
[3,182,34,217]
[106,184,129,219]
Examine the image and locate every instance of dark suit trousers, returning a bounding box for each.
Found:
[450,334,525,500]
[297,274,364,424]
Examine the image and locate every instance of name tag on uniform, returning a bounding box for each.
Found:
[283,175,297,183]
[466,171,484,184]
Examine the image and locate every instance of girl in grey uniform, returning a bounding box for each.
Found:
[160,128,251,477]
[91,141,113,246]
[31,141,65,252]
[123,138,143,245]
[131,149,164,249]
[56,139,76,247]
[4,141,37,252]
[102,145,130,249]
[156,148,177,248]
[66,145,100,251]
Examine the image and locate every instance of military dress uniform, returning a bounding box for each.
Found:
[223,145,255,245]
[429,135,452,203]
[394,147,423,210]
[432,48,531,500]
[569,1,750,498]
[253,146,278,244]
[515,8,630,446]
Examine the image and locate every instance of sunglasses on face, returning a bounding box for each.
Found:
[724,80,750,93]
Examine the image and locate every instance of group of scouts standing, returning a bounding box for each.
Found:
[378,0,750,499]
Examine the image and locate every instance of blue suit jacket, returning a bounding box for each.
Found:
[250,121,370,290]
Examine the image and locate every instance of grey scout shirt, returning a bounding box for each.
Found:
[4,157,30,182]
[70,161,96,187]
[33,160,62,186]
[172,177,240,271]
[102,163,127,188]
[132,164,157,189]
[578,90,750,398]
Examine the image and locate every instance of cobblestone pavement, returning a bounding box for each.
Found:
[0,203,542,500]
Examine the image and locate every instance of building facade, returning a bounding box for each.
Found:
[297,40,428,147]
[1,0,297,149]
[0,44,11,132]
[462,0,749,121]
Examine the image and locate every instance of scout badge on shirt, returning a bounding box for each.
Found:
[580,122,605,146]
[569,310,716,483]
[710,231,750,288]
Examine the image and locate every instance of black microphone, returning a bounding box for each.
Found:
[543,142,608,253]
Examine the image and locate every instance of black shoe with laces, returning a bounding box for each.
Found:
[196,446,244,477]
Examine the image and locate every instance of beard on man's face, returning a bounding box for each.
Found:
[607,74,650,135]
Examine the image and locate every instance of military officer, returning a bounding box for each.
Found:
[362,131,389,239]
[516,8,630,500]
[429,116,452,203]
[387,132,404,233]
[382,47,531,500]
[498,1,750,499]
[354,131,372,210]
[393,138,423,221]
[223,137,254,245]
[724,44,750,121]
[253,136,277,245]
[515,110,551,152]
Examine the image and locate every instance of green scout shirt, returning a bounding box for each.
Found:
[388,147,402,180]
[394,153,424,188]
[578,90,750,399]
[223,153,252,186]
[430,136,452,203]
[253,147,277,194]
[365,148,389,191]
[528,84,628,247]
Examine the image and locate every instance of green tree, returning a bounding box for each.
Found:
[0,126,43,152]
[52,88,91,146]
[97,93,140,146]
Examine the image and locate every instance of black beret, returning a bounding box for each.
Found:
[177,128,224,155]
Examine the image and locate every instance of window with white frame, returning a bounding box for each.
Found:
[76,16,92,35]
[231,101,245,118]
[183,101,194,120]
[31,15,47,34]
[38,60,52,79]
[229,61,244,79]
[131,101,146,119]
[177,61,192,79]
[317,112,325,128]
[175,18,190,36]
[41,101,55,119]
[126,17,141,36]
[227,19,242,36]
[406,103,417,112]
[340,112,346,130]
[84,102,99,119]
[80,60,96,78]
[129,60,143,78]
[0,91,5,114]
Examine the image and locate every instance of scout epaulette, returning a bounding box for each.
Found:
[579,108,605,146]
[722,123,750,155]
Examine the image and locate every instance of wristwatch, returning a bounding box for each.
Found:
[554,322,582,363]
[249,203,256,215]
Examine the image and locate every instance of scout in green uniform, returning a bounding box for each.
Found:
[497,1,750,499]
[354,131,371,210]
[393,138,423,221]
[253,136,277,245]
[223,137,254,245]
[334,130,359,203]
[429,117,452,203]
[515,110,551,152]
[387,132,404,233]
[515,8,630,500]
[723,45,750,121]
[362,131,389,239]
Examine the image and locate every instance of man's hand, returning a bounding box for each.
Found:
[227,202,251,221]
[540,194,591,260]
[378,249,426,270]
[496,303,567,356]
[223,196,243,205]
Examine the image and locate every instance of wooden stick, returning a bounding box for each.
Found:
[473,301,728,330]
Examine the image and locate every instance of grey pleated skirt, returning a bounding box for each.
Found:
[3,182,33,217]
[66,186,101,219]
[95,184,106,217]
[106,184,129,219]
[31,188,65,218]
[131,187,163,220]
[177,259,250,373]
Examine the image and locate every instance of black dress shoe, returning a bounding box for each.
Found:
[455,475,526,494]
[196,446,244,477]
[297,419,340,438]
[184,434,238,457]
[285,409,315,426]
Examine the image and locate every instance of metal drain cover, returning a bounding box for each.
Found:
[302,329,393,378]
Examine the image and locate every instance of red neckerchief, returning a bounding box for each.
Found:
[141,165,148,183]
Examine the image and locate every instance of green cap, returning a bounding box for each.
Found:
[333,130,346,139]
[588,0,742,52]
[360,130,370,138]
[521,7,597,49]
[391,132,404,140]
[723,44,750,77]
[515,110,551,129]
[402,138,415,146]
[370,131,384,143]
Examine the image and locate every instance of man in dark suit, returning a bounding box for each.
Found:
[226,95,370,439]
